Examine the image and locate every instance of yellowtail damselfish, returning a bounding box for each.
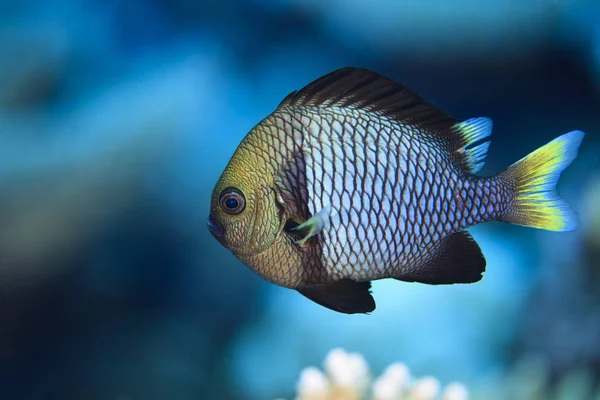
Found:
[208,67,585,314]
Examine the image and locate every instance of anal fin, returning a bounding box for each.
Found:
[297,279,375,314]
[396,231,486,285]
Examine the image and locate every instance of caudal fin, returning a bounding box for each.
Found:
[498,130,585,232]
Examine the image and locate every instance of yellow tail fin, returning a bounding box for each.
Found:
[499,130,584,231]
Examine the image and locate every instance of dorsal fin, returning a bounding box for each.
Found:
[277,67,494,173]
[453,117,493,173]
[277,67,458,132]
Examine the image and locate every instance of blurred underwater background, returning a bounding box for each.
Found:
[0,0,599,399]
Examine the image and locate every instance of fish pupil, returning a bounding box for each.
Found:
[225,198,238,209]
[219,187,246,214]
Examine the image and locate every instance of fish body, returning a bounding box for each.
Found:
[208,67,584,314]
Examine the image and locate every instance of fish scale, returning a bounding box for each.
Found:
[209,67,584,314]
[285,107,481,282]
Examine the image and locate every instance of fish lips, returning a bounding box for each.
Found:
[207,214,223,238]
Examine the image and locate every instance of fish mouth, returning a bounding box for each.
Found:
[207,214,223,237]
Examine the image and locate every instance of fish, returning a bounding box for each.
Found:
[208,67,585,314]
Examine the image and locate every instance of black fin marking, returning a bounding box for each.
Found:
[452,117,493,173]
[297,279,376,314]
[277,67,458,133]
[396,231,486,285]
[277,90,298,108]
[277,67,500,172]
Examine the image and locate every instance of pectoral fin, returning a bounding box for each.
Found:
[297,279,376,314]
[396,231,486,285]
[287,205,331,247]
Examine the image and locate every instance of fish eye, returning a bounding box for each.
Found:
[219,187,246,215]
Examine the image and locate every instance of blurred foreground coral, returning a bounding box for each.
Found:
[279,348,600,400]
[276,348,468,400]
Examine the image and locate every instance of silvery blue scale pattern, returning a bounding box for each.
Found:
[282,107,504,282]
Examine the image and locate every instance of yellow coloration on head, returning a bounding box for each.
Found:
[208,121,308,289]
[209,132,282,257]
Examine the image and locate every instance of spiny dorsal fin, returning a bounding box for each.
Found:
[278,67,494,173]
[277,67,458,132]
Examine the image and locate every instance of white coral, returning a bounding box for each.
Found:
[297,367,330,400]
[324,348,370,391]
[286,348,468,400]
[441,383,469,400]
[408,376,441,400]
[372,363,410,400]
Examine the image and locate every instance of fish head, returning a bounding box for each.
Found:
[208,145,283,258]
